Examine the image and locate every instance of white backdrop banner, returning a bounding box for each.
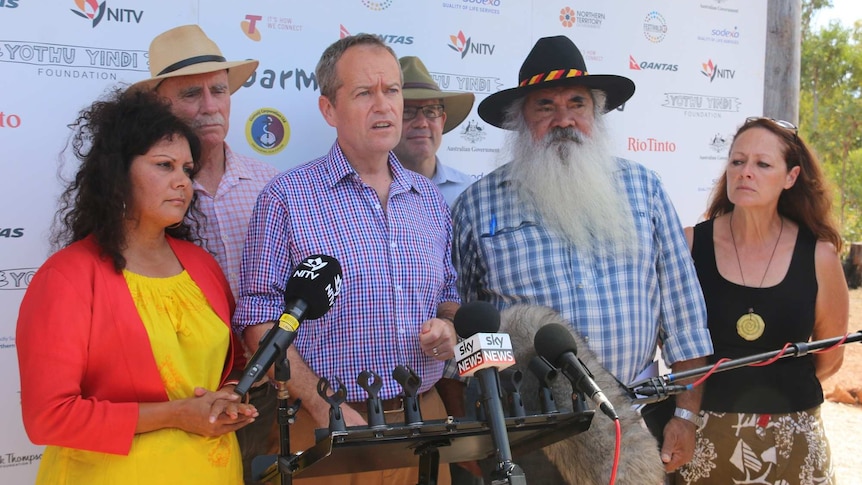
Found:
[0,0,762,482]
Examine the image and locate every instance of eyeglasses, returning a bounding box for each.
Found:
[403,104,445,121]
[745,116,798,135]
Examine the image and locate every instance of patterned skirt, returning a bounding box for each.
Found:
[673,406,834,485]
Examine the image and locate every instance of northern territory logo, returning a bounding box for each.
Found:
[448,30,495,59]
[70,0,106,27]
[245,108,290,155]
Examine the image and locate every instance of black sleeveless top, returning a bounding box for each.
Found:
[692,218,823,413]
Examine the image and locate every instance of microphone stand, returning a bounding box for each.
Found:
[630,331,862,402]
[274,356,301,485]
[475,369,527,485]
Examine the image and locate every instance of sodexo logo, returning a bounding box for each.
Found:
[448,30,495,59]
[643,11,667,43]
[628,55,678,72]
[69,0,143,28]
[699,26,741,45]
[245,107,290,156]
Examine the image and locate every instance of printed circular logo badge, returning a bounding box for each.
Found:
[643,11,667,43]
[245,108,290,155]
[362,0,393,11]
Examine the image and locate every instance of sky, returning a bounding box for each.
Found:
[812,0,862,29]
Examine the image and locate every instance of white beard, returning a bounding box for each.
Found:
[505,114,637,255]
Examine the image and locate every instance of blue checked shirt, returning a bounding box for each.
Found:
[451,159,712,385]
[233,142,459,401]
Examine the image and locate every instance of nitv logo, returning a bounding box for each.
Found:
[448,30,495,59]
[701,59,735,82]
[69,0,143,28]
[70,0,106,27]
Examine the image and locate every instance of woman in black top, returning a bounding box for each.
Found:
[675,117,848,485]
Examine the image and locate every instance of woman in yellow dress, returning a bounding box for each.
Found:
[16,87,257,484]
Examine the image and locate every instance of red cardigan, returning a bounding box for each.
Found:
[16,236,241,455]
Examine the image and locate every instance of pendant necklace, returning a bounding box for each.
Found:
[729,212,783,341]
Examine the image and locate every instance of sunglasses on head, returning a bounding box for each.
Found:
[745,116,798,136]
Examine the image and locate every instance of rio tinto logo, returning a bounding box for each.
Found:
[627,137,677,152]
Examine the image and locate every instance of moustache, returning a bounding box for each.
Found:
[192,115,225,129]
[545,127,585,145]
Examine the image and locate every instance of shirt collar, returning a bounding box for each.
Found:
[324,141,423,195]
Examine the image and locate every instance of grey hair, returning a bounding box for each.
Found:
[315,33,400,101]
[501,88,609,130]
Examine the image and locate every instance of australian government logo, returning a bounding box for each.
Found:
[662,93,740,119]
[450,118,498,154]
[245,107,290,156]
[0,41,147,81]
[703,132,732,160]
[700,0,738,14]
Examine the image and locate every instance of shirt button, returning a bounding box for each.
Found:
[375,203,381,210]
[222,235,229,242]
[398,328,406,335]
[390,242,397,249]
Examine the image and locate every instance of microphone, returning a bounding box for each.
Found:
[453,301,525,484]
[234,255,343,397]
[534,323,619,421]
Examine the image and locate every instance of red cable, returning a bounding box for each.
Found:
[813,333,849,353]
[609,418,621,485]
[750,342,793,367]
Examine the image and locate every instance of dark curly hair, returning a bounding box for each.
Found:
[52,86,203,271]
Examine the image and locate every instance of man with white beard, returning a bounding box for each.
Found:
[451,36,713,473]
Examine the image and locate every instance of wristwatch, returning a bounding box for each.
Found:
[673,407,704,429]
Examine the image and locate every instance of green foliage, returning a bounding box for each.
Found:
[801,0,862,245]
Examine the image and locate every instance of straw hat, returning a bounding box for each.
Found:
[400,56,475,134]
[131,25,258,93]
[478,36,635,129]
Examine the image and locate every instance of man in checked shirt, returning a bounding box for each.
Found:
[451,36,713,476]
[234,34,458,484]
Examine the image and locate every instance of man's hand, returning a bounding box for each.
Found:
[419,317,457,360]
[660,415,697,472]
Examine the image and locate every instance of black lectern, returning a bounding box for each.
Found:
[256,410,593,484]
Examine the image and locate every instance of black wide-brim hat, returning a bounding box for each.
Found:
[478,35,635,129]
